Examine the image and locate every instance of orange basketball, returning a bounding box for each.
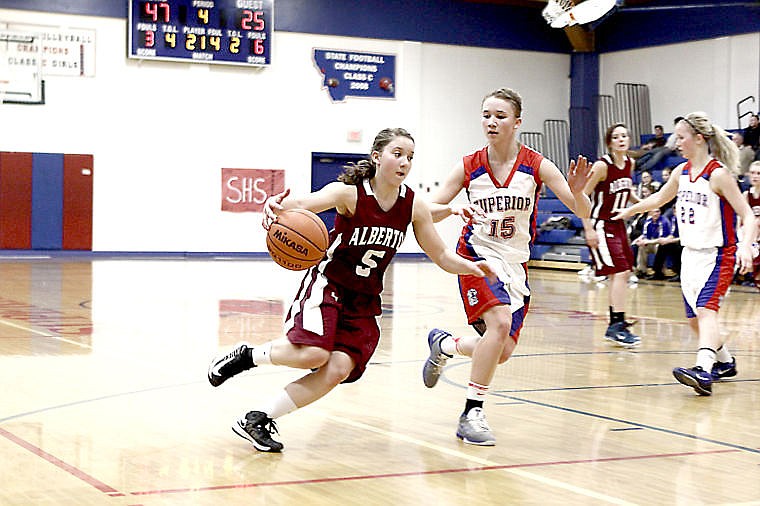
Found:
[266,209,329,271]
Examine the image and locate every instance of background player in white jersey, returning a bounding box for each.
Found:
[614,112,757,396]
[421,88,591,445]
[582,123,640,347]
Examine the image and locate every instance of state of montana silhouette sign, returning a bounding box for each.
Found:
[313,49,395,102]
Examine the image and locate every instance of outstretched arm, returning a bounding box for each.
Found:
[427,162,478,223]
[612,165,680,221]
[541,156,592,218]
[262,183,355,230]
[411,198,495,279]
[581,160,608,248]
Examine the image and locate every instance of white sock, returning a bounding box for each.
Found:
[696,348,716,371]
[466,381,489,401]
[250,342,273,365]
[440,336,458,356]
[715,345,732,363]
[260,389,298,419]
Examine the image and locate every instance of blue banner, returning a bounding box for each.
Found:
[313,49,395,102]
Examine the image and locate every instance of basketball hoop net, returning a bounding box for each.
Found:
[543,0,618,29]
[542,0,575,28]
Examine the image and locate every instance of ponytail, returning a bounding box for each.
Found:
[708,123,740,176]
[682,112,740,176]
[338,127,414,185]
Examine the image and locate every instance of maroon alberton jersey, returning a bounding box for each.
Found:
[747,188,760,219]
[589,154,634,221]
[322,178,414,296]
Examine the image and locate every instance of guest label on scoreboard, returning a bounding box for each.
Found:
[128,0,273,67]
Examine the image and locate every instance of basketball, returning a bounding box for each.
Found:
[266,209,329,271]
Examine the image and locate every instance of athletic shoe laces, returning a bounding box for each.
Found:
[467,408,491,432]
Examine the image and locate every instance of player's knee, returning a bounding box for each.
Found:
[498,337,517,364]
[488,319,512,343]
[298,346,331,369]
[322,357,353,386]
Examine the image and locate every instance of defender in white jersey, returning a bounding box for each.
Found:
[420,88,591,445]
[614,112,757,396]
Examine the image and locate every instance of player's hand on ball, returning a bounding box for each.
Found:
[262,188,290,230]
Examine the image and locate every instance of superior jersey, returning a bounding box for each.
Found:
[456,145,543,264]
[675,158,738,249]
[589,154,634,221]
[322,178,413,296]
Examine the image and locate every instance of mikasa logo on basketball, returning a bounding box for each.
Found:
[272,228,311,256]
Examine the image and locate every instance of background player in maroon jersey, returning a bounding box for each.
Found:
[206,127,495,452]
[582,123,641,347]
[743,161,760,288]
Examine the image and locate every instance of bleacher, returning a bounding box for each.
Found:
[530,132,687,269]
[528,88,752,270]
[636,132,686,176]
[532,186,590,267]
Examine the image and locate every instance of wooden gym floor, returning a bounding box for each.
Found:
[0,255,758,505]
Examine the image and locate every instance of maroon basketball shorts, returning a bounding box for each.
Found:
[588,219,634,276]
[284,272,381,383]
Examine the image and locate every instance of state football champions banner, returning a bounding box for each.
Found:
[313,49,395,102]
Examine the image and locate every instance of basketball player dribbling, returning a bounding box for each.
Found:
[582,123,640,347]
[614,112,758,396]
[420,88,592,445]
[207,127,495,452]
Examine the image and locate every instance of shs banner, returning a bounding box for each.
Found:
[221,168,284,213]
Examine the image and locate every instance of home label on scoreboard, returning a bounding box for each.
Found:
[128,0,273,67]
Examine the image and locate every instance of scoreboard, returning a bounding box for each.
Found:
[128,0,273,66]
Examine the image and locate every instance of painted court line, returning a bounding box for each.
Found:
[0,427,123,497]
[127,434,735,500]
[0,318,91,349]
[440,361,760,455]
[322,412,636,505]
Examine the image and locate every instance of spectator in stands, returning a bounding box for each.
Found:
[628,185,653,244]
[659,167,675,216]
[651,211,681,281]
[581,123,640,347]
[635,117,683,173]
[644,125,667,150]
[733,131,755,182]
[742,114,760,154]
[636,171,660,197]
[632,207,671,278]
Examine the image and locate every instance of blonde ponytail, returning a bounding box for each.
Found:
[682,112,741,176]
[708,123,740,176]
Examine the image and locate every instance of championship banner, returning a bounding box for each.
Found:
[221,168,284,212]
[313,49,395,103]
[4,23,96,77]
